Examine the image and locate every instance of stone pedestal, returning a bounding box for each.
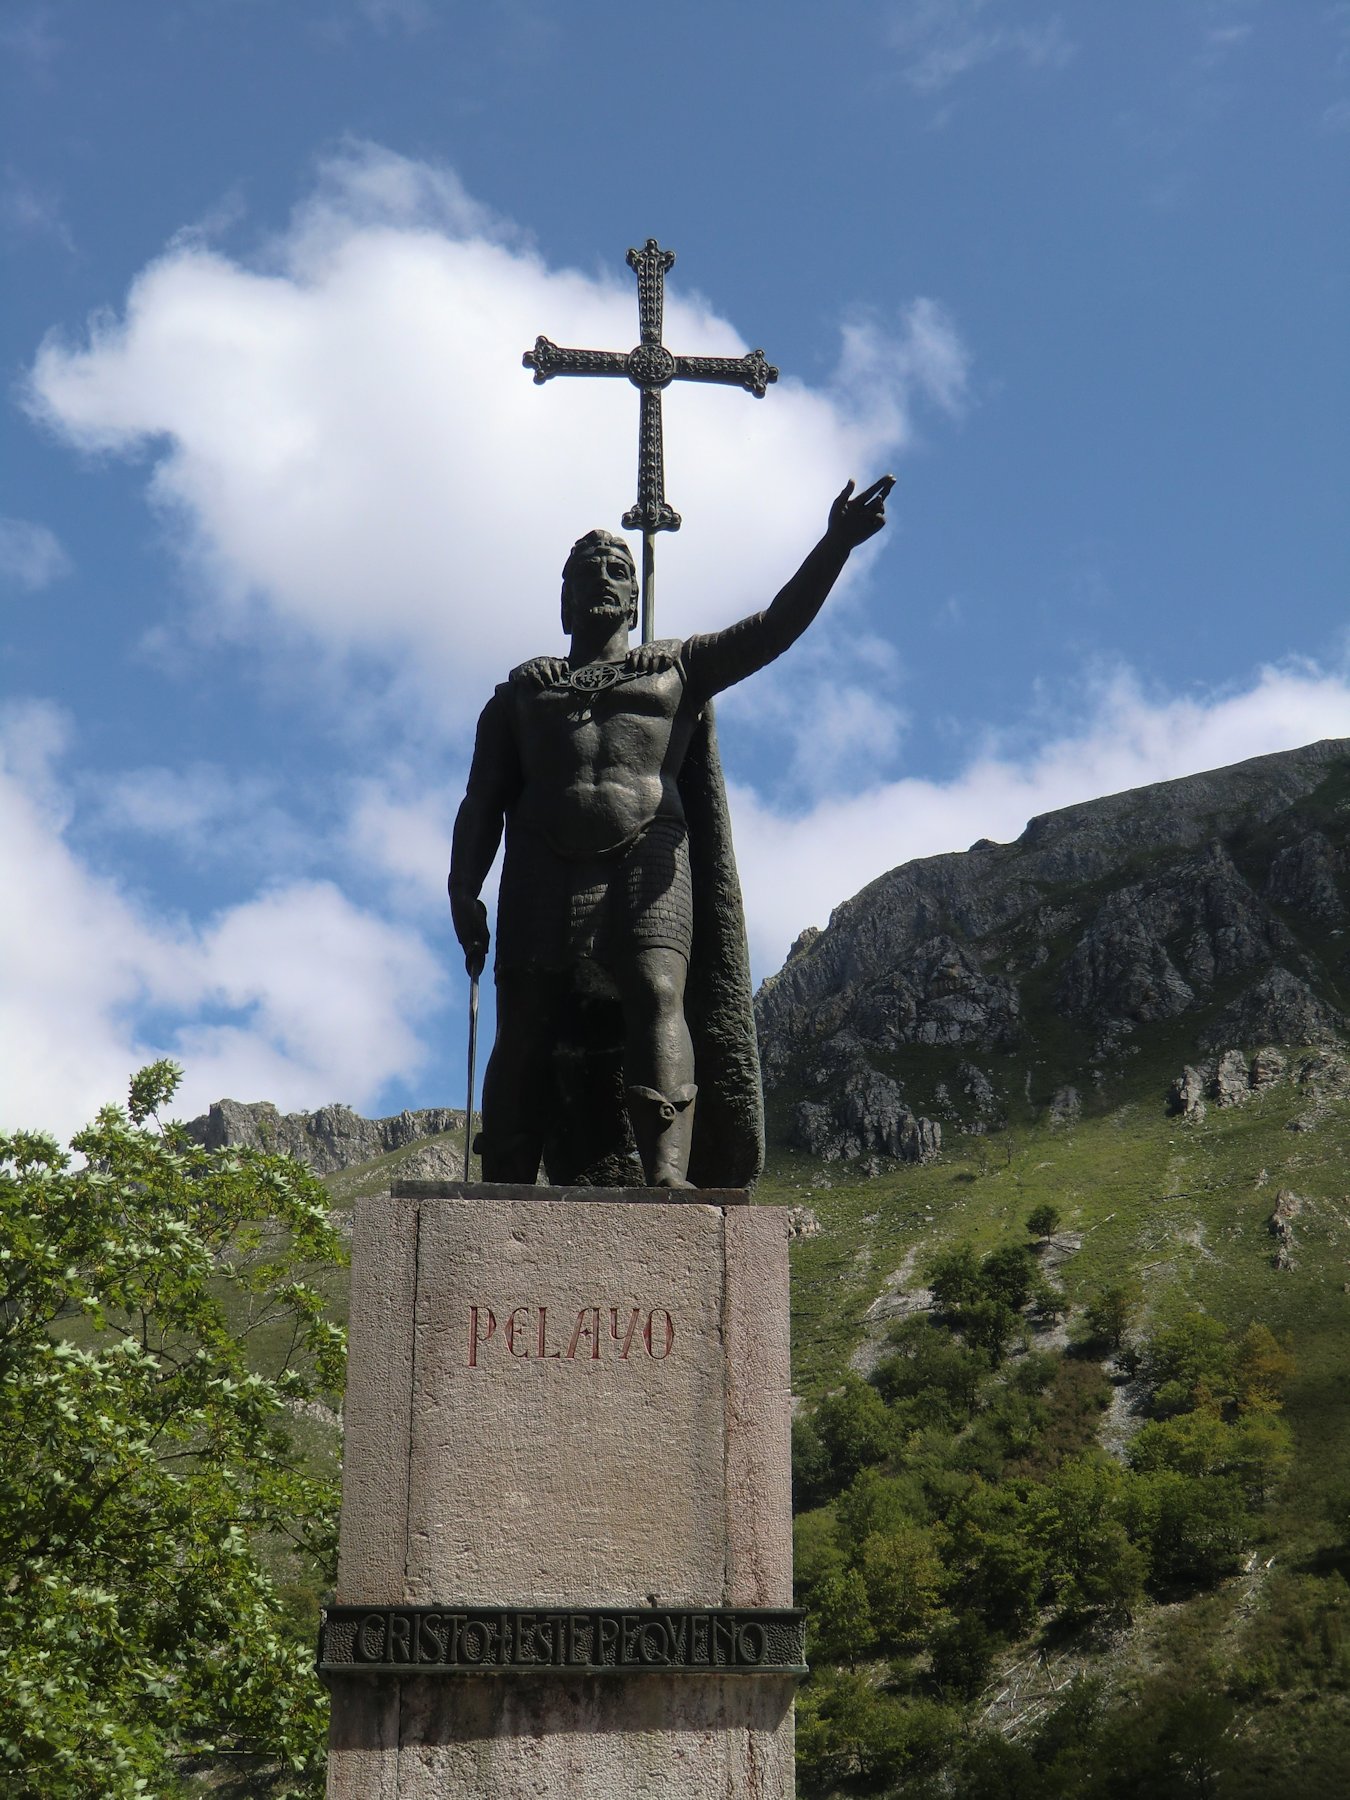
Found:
[324,1182,797,1798]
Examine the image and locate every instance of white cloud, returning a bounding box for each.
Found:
[25,142,967,740]
[354,0,431,31]
[0,515,72,590]
[0,7,61,74]
[1199,22,1254,65]
[181,881,442,1106]
[715,630,909,804]
[0,709,446,1140]
[730,661,1350,979]
[92,764,313,873]
[1,166,74,251]
[886,0,1073,95]
[345,772,462,914]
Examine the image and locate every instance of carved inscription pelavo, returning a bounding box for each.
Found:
[467,1304,676,1367]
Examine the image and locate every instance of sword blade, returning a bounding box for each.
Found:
[464,971,479,1181]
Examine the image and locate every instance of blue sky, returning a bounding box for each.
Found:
[2,0,1348,1135]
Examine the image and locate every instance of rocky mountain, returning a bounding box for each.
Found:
[755,738,1350,1165]
[183,1097,463,1177]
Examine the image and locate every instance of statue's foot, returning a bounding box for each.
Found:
[650,1174,697,1191]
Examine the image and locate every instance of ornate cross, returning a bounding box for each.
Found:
[523,239,778,642]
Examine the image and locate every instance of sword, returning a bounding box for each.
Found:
[464,954,482,1181]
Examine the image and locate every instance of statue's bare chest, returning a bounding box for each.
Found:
[516,664,690,777]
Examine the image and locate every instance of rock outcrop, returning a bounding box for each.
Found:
[184,1098,461,1175]
[1269,1188,1303,1269]
[1199,968,1344,1050]
[793,1061,941,1165]
[756,740,1350,1165]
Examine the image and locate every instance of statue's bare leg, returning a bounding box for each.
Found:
[618,946,697,1188]
[479,970,560,1183]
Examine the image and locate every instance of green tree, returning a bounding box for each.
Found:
[1043,1455,1145,1621]
[1140,1314,1234,1416]
[835,1466,924,1551]
[791,1413,835,1510]
[812,1376,896,1490]
[0,1064,346,1798]
[798,1671,957,1794]
[1025,1204,1061,1241]
[926,1242,984,1310]
[1129,1408,1236,1480]
[876,1318,988,1421]
[1229,1411,1295,1502]
[794,1507,847,1606]
[946,1479,1052,1635]
[1100,1679,1237,1798]
[1126,1469,1247,1587]
[810,1567,876,1666]
[1129,1404,1293,1502]
[1081,1280,1142,1353]
[980,1244,1036,1311]
[1233,1322,1296,1413]
[859,1521,947,1650]
[1029,1277,1068,1325]
[929,1612,997,1702]
[961,1296,1021,1363]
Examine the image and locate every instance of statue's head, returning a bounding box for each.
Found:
[560,529,638,634]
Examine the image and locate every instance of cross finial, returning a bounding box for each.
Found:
[523,239,779,641]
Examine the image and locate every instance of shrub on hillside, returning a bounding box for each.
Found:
[1080,1280,1142,1352]
[1025,1203,1062,1240]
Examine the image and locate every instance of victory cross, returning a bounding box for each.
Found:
[449,237,893,1189]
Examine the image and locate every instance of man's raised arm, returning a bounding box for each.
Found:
[683,476,894,701]
[448,689,521,977]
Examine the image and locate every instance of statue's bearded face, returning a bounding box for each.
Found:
[560,536,638,634]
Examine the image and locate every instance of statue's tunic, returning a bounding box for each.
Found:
[496,815,693,971]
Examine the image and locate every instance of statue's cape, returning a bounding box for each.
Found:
[678,695,765,1189]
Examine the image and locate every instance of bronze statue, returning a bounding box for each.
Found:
[448,475,893,1190]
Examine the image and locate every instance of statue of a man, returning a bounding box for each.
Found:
[449,476,892,1188]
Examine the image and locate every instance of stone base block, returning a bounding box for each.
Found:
[329,1675,795,1799]
[326,1182,796,1799]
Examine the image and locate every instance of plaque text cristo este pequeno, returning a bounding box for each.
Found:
[318,1605,807,1678]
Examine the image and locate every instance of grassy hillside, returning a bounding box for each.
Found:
[765,1029,1350,1797]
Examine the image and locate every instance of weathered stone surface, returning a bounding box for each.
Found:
[957,1061,1000,1122]
[1214,1049,1252,1108]
[1250,1047,1288,1089]
[1056,843,1292,1024]
[185,1098,461,1175]
[329,1186,795,1798]
[1199,968,1345,1051]
[786,1205,821,1239]
[723,1205,793,1609]
[1269,1189,1303,1269]
[335,1192,420,1600]
[1265,832,1344,920]
[329,1675,795,1800]
[793,1062,940,1165]
[395,1143,468,1182]
[1049,1086,1081,1129]
[1168,1065,1209,1122]
[401,1201,727,1606]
